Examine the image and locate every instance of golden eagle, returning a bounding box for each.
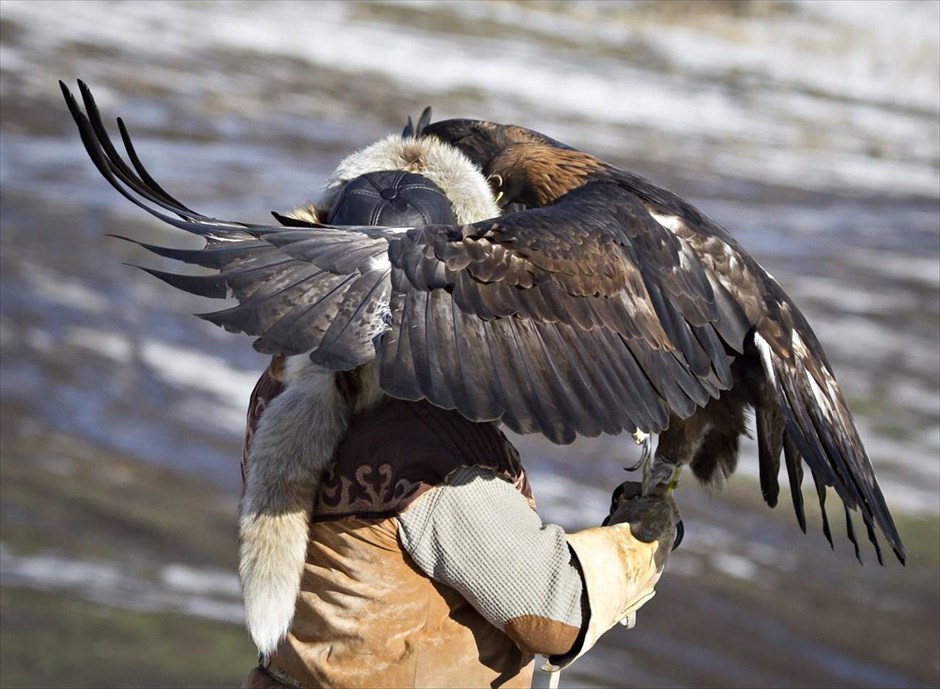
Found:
[61,81,904,565]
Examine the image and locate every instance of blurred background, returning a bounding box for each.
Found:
[1,1,938,687]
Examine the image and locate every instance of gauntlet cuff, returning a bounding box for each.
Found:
[544,523,663,671]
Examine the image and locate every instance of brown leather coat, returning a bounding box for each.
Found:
[243,397,537,689]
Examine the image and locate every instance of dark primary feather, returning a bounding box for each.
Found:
[63,82,904,564]
[755,405,783,508]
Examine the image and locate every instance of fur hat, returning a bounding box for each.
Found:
[281,133,501,226]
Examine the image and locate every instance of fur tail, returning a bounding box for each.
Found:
[239,360,350,656]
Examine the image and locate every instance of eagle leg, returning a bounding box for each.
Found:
[628,431,683,496]
[643,456,682,497]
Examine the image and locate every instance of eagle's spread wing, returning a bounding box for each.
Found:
[62,81,904,563]
[381,182,750,439]
[425,118,904,564]
[62,81,393,369]
[62,81,733,443]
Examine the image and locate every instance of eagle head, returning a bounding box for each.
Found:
[424,119,603,209]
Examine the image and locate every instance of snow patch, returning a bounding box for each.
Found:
[0,543,245,624]
[19,262,110,315]
[710,552,760,582]
[65,327,134,364]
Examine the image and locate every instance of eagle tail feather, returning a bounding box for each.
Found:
[755,406,782,508]
[782,433,807,534]
[753,330,904,563]
[864,514,885,566]
[844,504,863,564]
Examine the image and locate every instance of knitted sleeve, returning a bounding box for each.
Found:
[397,466,586,656]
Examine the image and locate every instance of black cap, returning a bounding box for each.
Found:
[327,170,456,227]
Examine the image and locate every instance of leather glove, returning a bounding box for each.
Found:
[545,481,682,672]
[604,480,683,559]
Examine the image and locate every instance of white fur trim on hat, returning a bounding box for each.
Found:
[284,134,501,226]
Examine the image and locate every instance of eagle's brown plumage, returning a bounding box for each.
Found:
[60,82,904,565]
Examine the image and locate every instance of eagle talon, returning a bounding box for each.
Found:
[672,519,684,551]
[627,431,652,472]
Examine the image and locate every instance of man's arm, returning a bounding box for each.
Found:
[396,467,679,662]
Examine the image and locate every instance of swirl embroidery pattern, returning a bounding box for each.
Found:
[318,463,422,518]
